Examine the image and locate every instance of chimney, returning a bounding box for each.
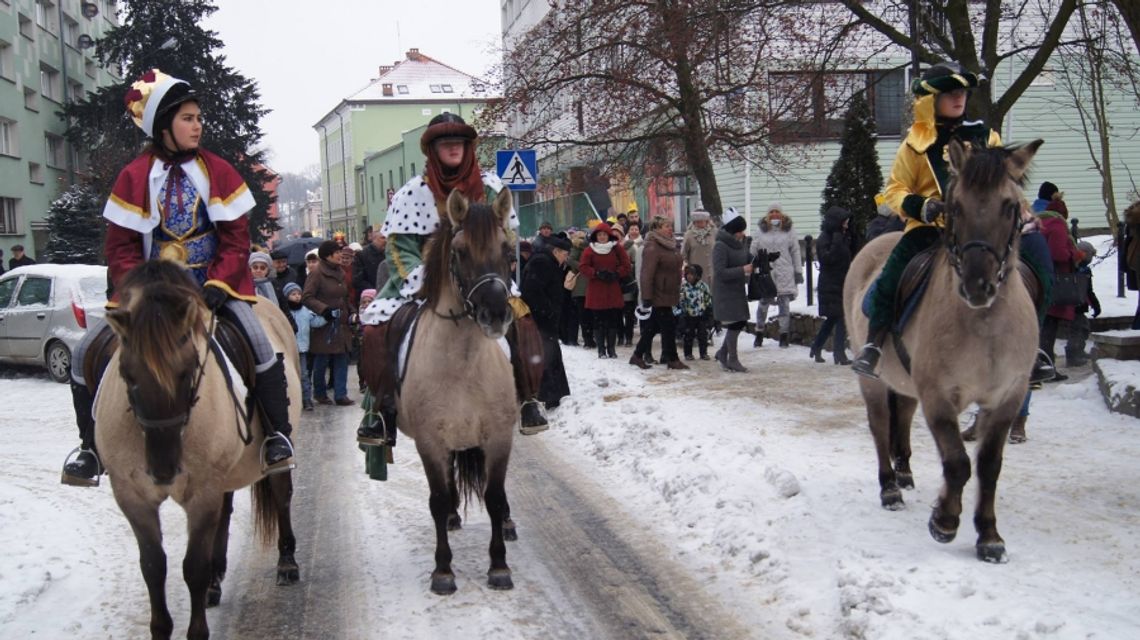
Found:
[407,47,424,61]
[378,65,392,76]
[382,83,393,97]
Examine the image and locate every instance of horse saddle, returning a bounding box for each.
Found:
[83,316,256,395]
[892,246,939,333]
[361,301,423,398]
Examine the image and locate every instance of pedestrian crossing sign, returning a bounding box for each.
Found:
[496,149,538,191]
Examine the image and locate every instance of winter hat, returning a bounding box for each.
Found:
[248,251,272,268]
[723,207,747,234]
[360,288,377,301]
[1076,240,1096,259]
[420,112,477,155]
[545,234,572,251]
[282,282,302,297]
[539,221,553,231]
[348,242,363,252]
[270,249,288,261]
[684,263,703,280]
[318,240,341,260]
[690,210,710,221]
[1038,181,1060,202]
[304,248,320,261]
[592,221,614,241]
[767,202,784,214]
[124,69,197,138]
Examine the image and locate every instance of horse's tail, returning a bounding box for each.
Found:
[453,448,487,510]
[251,475,280,546]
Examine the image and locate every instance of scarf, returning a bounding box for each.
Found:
[591,240,615,255]
[687,223,714,245]
[160,150,198,223]
[424,139,484,204]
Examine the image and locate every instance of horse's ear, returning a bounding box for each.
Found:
[491,187,513,229]
[1006,139,1044,182]
[447,189,469,227]
[105,308,130,338]
[947,139,970,176]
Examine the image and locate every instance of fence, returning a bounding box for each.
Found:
[516,192,601,239]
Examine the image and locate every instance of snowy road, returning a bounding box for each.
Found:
[3,324,1139,639]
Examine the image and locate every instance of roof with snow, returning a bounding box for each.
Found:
[347,48,491,103]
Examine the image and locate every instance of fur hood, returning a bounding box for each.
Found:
[758,211,794,233]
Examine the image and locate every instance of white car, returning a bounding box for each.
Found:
[0,264,108,383]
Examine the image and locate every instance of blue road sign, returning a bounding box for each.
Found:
[496,149,538,191]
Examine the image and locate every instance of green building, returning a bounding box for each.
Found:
[0,0,120,262]
[313,48,492,243]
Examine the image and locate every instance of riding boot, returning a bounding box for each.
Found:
[254,355,295,475]
[606,327,618,358]
[1029,349,1056,384]
[723,329,748,372]
[852,329,887,379]
[358,392,397,447]
[61,380,102,487]
[809,345,824,363]
[520,400,549,435]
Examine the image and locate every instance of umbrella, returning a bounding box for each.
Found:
[274,237,325,265]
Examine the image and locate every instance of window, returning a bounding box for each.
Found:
[45,134,65,168]
[410,162,417,176]
[19,13,35,40]
[0,197,20,235]
[421,108,431,116]
[24,86,38,111]
[29,161,44,184]
[429,84,441,93]
[441,84,453,93]
[388,170,393,191]
[769,68,906,141]
[0,279,16,308]
[63,16,79,45]
[0,119,16,156]
[35,0,58,34]
[16,277,52,306]
[40,64,61,102]
[369,176,375,201]
[472,82,485,93]
[399,166,405,184]
[68,80,84,101]
[0,41,13,80]
[397,84,409,94]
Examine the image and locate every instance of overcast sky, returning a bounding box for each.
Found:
[203,0,502,175]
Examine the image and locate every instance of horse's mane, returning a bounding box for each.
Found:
[118,261,205,398]
[957,144,1030,193]
[421,202,503,309]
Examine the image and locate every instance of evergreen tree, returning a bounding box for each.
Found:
[63,0,277,243]
[820,92,883,238]
[42,184,105,265]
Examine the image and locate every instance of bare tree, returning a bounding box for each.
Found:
[1050,1,1140,236]
[1111,0,1140,56]
[839,0,1081,132]
[490,1,869,218]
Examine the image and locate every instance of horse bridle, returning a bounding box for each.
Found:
[437,228,511,323]
[127,316,212,433]
[943,183,1021,286]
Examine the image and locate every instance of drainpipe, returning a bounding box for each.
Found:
[319,123,331,236]
[57,2,74,186]
[338,110,349,238]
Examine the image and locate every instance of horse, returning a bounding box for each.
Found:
[843,139,1043,563]
[396,186,520,594]
[95,260,301,639]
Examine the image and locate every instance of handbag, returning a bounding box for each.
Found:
[1051,271,1090,306]
[747,272,777,301]
[563,270,579,291]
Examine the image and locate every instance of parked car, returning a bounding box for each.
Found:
[0,264,107,383]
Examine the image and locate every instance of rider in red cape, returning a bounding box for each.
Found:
[61,69,295,486]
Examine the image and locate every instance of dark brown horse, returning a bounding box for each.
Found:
[96,261,300,639]
[397,187,520,594]
[844,139,1043,563]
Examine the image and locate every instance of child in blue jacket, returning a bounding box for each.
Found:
[284,281,328,410]
[677,264,714,360]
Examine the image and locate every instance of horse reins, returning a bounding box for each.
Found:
[434,229,510,324]
[943,183,1021,286]
[130,313,212,433]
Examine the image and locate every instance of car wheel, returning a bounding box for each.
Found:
[46,341,71,384]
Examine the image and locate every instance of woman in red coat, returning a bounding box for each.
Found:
[578,222,631,358]
[1038,199,1085,379]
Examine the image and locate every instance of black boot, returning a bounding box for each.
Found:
[255,355,296,475]
[357,395,393,446]
[852,331,886,379]
[520,400,549,435]
[779,333,790,348]
[62,381,102,487]
[606,328,618,358]
[753,333,763,348]
[809,345,824,363]
[1029,350,1056,384]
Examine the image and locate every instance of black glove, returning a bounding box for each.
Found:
[922,199,945,224]
[1091,301,1101,318]
[596,270,614,282]
[321,307,336,322]
[767,251,781,262]
[202,286,229,311]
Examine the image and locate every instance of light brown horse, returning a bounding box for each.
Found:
[844,139,1042,563]
[95,261,301,639]
[397,187,519,594]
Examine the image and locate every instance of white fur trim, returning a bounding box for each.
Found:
[142,77,188,137]
[379,171,519,237]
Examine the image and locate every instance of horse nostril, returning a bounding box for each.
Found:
[985,282,996,298]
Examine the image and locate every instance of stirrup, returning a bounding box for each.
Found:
[357,412,387,447]
[61,446,103,488]
[260,433,296,476]
[851,343,882,380]
[1029,350,1056,384]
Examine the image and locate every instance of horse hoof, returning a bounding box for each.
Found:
[487,568,514,590]
[895,472,915,490]
[502,518,518,542]
[976,542,1009,563]
[447,513,462,531]
[431,572,457,595]
[928,512,958,543]
[880,487,905,510]
[276,565,300,586]
[206,585,222,608]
